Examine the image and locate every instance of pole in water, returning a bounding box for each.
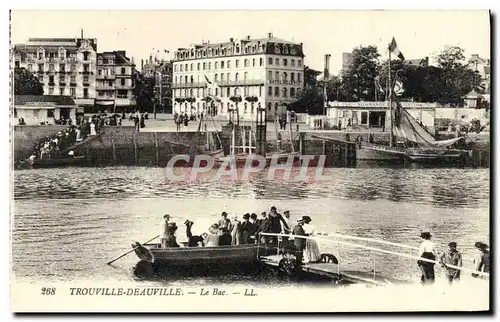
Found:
[107,235,159,265]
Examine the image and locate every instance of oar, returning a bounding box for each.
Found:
[107,235,159,265]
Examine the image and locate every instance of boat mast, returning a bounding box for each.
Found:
[388,48,393,148]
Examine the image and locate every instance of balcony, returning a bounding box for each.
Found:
[81,71,93,75]
[172,82,207,89]
[70,82,77,87]
[48,82,55,86]
[97,85,115,90]
[59,81,66,86]
[267,80,302,85]
[46,70,56,75]
[67,57,78,63]
[115,73,132,78]
[96,74,115,80]
[83,82,90,87]
[115,84,132,90]
[58,70,67,74]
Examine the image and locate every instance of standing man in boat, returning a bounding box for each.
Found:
[185,220,204,247]
[255,212,271,244]
[160,214,172,248]
[240,213,253,244]
[291,218,307,274]
[440,242,462,284]
[417,230,436,284]
[281,210,292,235]
[218,212,232,245]
[268,207,286,245]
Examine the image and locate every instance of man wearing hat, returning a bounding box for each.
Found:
[281,211,292,235]
[417,230,436,284]
[473,242,490,277]
[440,242,462,284]
[291,218,307,274]
[160,214,178,248]
[239,213,253,244]
[185,219,204,247]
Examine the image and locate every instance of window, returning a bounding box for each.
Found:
[84,76,89,83]
[275,71,279,82]
[252,59,255,67]
[49,87,54,95]
[215,62,218,69]
[70,76,75,83]
[235,73,239,82]
[208,62,211,70]
[220,87,224,97]
[83,52,89,61]
[360,111,368,125]
[83,64,89,72]
[268,57,273,65]
[190,76,194,83]
[283,72,288,82]
[244,59,248,67]
[215,88,219,96]
[185,76,188,83]
[236,46,240,54]
[268,86,272,96]
[202,88,206,97]
[28,64,32,71]
[38,64,43,71]
[108,80,113,86]
[180,65,184,72]
[267,102,272,111]
[283,59,288,66]
[268,71,273,81]
[98,69,102,76]
[215,74,218,82]
[259,86,262,97]
[190,63,193,71]
[175,65,178,72]
[197,63,200,70]
[203,62,206,70]
[70,88,75,97]
[121,67,126,74]
[291,60,295,67]
[282,88,287,97]
[47,109,54,117]
[221,61,224,69]
[291,73,295,82]
[190,89,194,97]
[59,74,65,81]
[290,88,295,97]
[235,60,239,68]
[208,88,212,95]
[174,76,177,84]
[59,64,65,72]
[297,73,301,82]
[227,73,230,81]
[59,88,64,95]
[71,64,76,71]
[227,60,230,68]
[274,103,278,112]
[49,64,54,71]
[221,74,224,82]
[196,88,200,97]
[185,63,188,71]
[49,76,54,84]
[244,72,248,81]
[274,86,279,97]
[227,87,230,97]
[244,102,248,113]
[298,60,302,67]
[121,78,125,86]
[275,58,279,66]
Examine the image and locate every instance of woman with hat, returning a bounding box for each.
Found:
[472,242,490,277]
[417,230,436,284]
[302,216,321,263]
[204,224,220,247]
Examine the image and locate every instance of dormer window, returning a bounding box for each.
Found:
[236,46,240,54]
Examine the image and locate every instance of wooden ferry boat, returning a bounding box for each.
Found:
[133,242,265,266]
[17,155,86,169]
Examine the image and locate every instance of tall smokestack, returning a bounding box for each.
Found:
[81,28,83,39]
[324,54,331,80]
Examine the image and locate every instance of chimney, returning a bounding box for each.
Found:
[81,28,84,39]
[247,35,250,40]
[141,59,144,70]
[229,37,234,42]
[268,32,272,38]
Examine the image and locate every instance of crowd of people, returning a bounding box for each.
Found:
[159,206,322,264]
[417,230,490,285]
[173,112,202,131]
[28,126,79,163]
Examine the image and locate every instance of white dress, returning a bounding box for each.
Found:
[302,223,321,263]
[90,123,97,136]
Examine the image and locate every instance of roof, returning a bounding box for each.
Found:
[97,51,134,66]
[464,90,483,98]
[14,95,77,106]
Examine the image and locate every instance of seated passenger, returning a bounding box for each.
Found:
[205,224,220,247]
[185,220,204,247]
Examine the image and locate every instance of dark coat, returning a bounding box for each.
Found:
[239,221,253,244]
[292,224,306,251]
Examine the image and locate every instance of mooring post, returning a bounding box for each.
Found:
[133,133,138,165]
[111,137,116,164]
[322,140,326,155]
[154,132,159,166]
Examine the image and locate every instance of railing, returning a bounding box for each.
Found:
[259,232,490,281]
[172,79,265,89]
[267,80,302,85]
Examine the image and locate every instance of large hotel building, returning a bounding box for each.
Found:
[172,33,304,120]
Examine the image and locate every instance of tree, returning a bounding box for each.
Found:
[341,45,380,101]
[14,67,43,95]
[132,71,155,112]
[436,46,482,105]
[292,66,323,114]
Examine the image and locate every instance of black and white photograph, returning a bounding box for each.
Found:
[8,9,491,313]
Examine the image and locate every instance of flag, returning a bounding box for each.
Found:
[393,76,404,96]
[388,37,405,61]
[374,76,385,93]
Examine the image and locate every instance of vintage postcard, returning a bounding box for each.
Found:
[9,9,491,313]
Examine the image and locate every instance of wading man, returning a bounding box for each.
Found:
[440,242,462,284]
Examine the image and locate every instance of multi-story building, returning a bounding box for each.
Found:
[13,36,97,108]
[142,57,173,114]
[467,54,490,93]
[172,33,305,120]
[95,51,136,111]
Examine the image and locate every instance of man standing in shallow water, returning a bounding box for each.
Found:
[440,242,462,284]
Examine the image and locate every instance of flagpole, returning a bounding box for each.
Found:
[388,49,393,148]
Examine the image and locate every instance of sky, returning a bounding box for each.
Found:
[11,10,490,74]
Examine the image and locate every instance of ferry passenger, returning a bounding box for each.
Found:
[185,220,204,247]
[230,216,241,246]
[204,224,220,247]
[240,213,253,244]
[268,207,284,245]
[417,231,436,284]
[255,212,271,244]
[160,214,178,248]
[292,218,307,270]
[218,212,232,245]
[302,216,321,263]
[249,213,258,242]
[440,242,462,284]
[472,242,490,278]
[281,211,292,234]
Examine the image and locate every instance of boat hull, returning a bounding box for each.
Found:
[405,149,467,163]
[134,243,265,266]
[30,156,86,169]
[214,152,301,166]
[356,143,405,161]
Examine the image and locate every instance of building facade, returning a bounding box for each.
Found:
[13,37,97,107]
[95,51,136,111]
[172,33,305,120]
[14,95,78,125]
[467,54,490,93]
